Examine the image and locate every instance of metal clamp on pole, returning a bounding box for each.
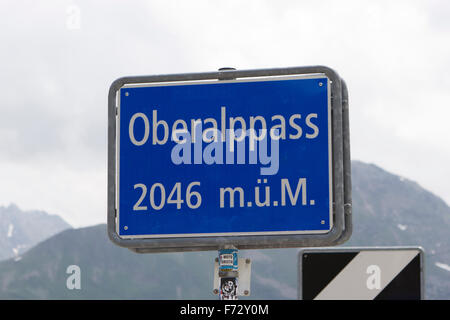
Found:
[213,246,252,300]
[218,67,237,80]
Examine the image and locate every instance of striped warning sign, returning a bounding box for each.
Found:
[298,247,423,300]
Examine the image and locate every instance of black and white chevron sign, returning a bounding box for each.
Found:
[298,247,423,300]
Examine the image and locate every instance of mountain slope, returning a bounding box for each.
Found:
[346,161,450,299]
[0,224,216,299]
[0,204,71,261]
[0,161,448,299]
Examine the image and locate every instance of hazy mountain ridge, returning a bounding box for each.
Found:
[347,161,450,299]
[0,204,71,261]
[0,161,448,299]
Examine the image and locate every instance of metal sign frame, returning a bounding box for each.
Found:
[297,246,425,300]
[107,65,351,253]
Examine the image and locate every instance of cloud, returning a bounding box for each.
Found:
[1,0,449,227]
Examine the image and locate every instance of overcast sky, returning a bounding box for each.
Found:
[1,0,449,227]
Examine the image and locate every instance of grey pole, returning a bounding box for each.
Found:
[217,246,239,300]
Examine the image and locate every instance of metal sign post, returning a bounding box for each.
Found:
[218,247,239,300]
[213,247,252,300]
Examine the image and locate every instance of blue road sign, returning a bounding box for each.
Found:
[116,75,332,239]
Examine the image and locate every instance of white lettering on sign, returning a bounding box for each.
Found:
[133,181,202,212]
[126,107,321,176]
[129,113,150,146]
[128,108,319,147]
[132,178,317,213]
